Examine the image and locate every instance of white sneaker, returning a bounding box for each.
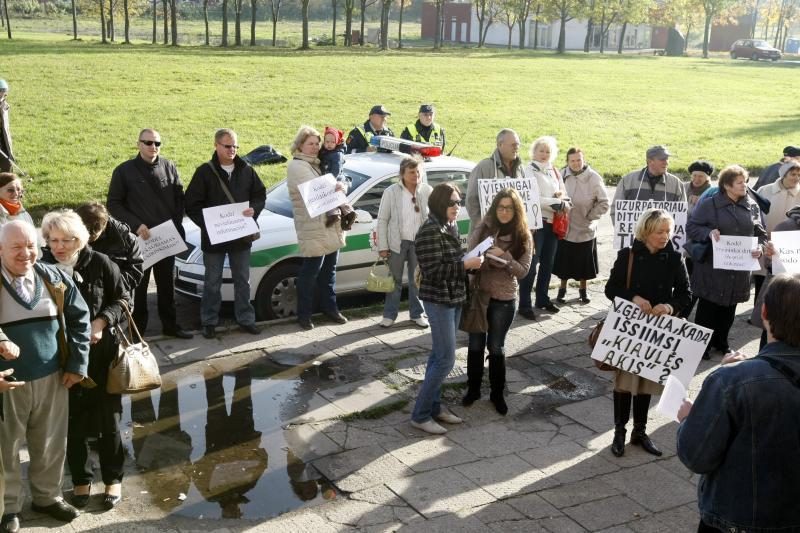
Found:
[434,411,463,424]
[414,316,430,328]
[379,317,395,328]
[410,419,447,434]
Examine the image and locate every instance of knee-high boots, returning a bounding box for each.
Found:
[462,350,484,407]
[630,393,662,456]
[611,391,631,457]
[488,354,508,415]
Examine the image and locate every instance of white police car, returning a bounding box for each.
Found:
[175,140,474,320]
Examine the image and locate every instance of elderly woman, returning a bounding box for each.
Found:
[553,147,609,304]
[678,160,715,318]
[40,210,130,510]
[462,188,532,415]
[688,165,767,359]
[287,125,349,331]
[518,136,571,319]
[376,156,432,328]
[0,172,32,227]
[411,183,483,434]
[605,208,691,457]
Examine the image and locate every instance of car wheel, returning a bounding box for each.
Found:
[751,53,759,61]
[255,263,299,320]
[731,51,737,59]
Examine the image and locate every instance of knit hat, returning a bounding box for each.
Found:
[688,160,714,176]
[323,126,344,146]
[779,160,800,179]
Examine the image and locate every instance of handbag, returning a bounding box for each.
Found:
[590,249,634,371]
[552,210,569,240]
[366,258,395,293]
[459,272,490,333]
[107,301,162,395]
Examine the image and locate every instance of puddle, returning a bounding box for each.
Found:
[120,355,365,520]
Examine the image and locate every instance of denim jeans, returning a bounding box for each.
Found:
[383,240,425,320]
[202,248,256,327]
[519,222,558,309]
[468,298,516,356]
[297,250,339,321]
[411,301,462,423]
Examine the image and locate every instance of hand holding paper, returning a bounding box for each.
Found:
[464,236,493,260]
[656,375,688,423]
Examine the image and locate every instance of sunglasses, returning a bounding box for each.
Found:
[447,199,463,208]
[411,196,420,213]
[139,140,162,147]
[219,143,239,150]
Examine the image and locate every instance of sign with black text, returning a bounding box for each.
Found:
[138,220,188,270]
[712,235,760,271]
[613,200,687,250]
[769,230,800,274]
[478,177,542,229]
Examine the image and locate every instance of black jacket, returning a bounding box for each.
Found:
[346,121,394,154]
[90,217,144,292]
[184,153,266,253]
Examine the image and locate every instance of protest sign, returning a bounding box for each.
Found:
[590,297,712,387]
[202,202,259,245]
[138,220,188,271]
[712,235,760,271]
[478,177,542,229]
[613,200,687,250]
[770,230,800,274]
[297,173,347,219]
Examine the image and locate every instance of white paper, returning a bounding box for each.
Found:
[202,202,259,245]
[138,220,188,271]
[770,230,800,274]
[464,236,493,260]
[485,253,508,265]
[656,375,687,423]
[613,199,688,251]
[297,173,347,219]
[712,235,760,271]
[478,175,543,230]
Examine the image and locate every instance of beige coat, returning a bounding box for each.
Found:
[526,161,568,223]
[376,181,432,253]
[287,154,346,257]
[757,179,800,235]
[561,165,609,243]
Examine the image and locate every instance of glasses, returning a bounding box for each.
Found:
[4,187,23,196]
[496,205,514,213]
[48,237,78,247]
[411,196,420,213]
[139,140,162,147]
[447,199,463,208]
[219,143,239,150]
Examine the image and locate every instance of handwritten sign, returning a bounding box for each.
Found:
[590,297,711,387]
[770,230,800,274]
[712,235,760,271]
[202,202,259,245]
[613,200,687,250]
[297,173,347,219]
[138,220,188,270]
[478,177,542,230]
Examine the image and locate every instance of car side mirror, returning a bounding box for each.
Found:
[354,209,373,223]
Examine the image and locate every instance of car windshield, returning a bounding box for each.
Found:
[753,40,770,47]
[264,168,372,218]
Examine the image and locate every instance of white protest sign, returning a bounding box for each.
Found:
[138,220,188,271]
[202,202,259,245]
[656,375,688,423]
[770,230,800,274]
[712,235,760,271]
[297,173,347,219]
[613,200,688,250]
[478,177,542,230]
[590,297,712,388]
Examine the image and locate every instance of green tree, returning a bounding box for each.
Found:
[700,0,737,57]
[498,0,518,49]
[516,0,537,48]
[543,0,586,53]
[615,0,648,54]
[474,0,496,47]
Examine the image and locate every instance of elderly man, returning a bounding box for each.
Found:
[185,129,266,339]
[107,129,191,339]
[611,145,687,218]
[0,80,13,173]
[401,104,446,150]
[677,272,800,533]
[754,145,800,190]
[0,221,91,533]
[346,105,394,154]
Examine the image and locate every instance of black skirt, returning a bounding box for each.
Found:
[552,239,599,281]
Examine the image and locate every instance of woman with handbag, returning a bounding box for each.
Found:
[376,156,432,328]
[462,188,532,415]
[411,183,483,435]
[41,210,131,510]
[604,208,691,458]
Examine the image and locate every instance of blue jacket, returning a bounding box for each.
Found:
[677,341,800,532]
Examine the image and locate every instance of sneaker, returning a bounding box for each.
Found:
[379,317,395,328]
[410,419,447,435]
[413,316,430,328]
[434,411,463,424]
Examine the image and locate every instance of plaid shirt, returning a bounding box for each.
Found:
[415,217,467,306]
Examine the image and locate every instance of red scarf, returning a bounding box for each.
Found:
[0,199,22,216]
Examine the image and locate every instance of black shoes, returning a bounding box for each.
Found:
[536,302,560,313]
[31,499,80,522]
[202,325,216,339]
[324,311,348,324]
[462,388,481,407]
[163,328,193,339]
[102,494,121,510]
[555,288,567,303]
[578,288,591,304]
[630,430,663,456]
[518,308,537,321]
[1,514,19,533]
[611,427,626,457]
[298,318,314,330]
[239,323,261,335]
[71,485,91,508]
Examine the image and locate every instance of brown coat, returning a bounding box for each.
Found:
[467,220,532,301]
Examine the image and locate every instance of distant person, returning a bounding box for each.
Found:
[679,160,715,318]
[400,104,446,150]
[0,173,32,228]
[185,128,266,339]
[677,273,800,533]
[753,145,800,190]
[345,105,394,154]
[611,145,687,217]
[107,129,191,338]
[0,80,13,173]
[757,160,800,237]
[318,126,355,230]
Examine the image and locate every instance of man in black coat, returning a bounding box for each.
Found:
[107,129,192,339]
[185,129,266,339]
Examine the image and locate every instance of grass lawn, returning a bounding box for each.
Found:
[0,31,797,216]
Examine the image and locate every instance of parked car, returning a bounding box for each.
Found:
[730,39,781,61]
[175,151,475,320]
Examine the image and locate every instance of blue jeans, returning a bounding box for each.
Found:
[383,240,425,320]
[202,248,256,327]
[297,250,339,321]
[411,301,462,423]
[468,298,516,356]
[519,222,558,309]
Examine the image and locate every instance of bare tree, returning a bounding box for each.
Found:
[344,0,355,44]
[222,0,229,46]
[170,0,177,45]
[269,0,282,45]
[359,0,378,45]
[203,0,210,44]
[301,0,310,48]
[474,0,495,46]
[433,0,445,48]
[3,0,11,38]
[251,0,258,45]
[234,0,243,45]
[72,0,79,39]
[397,0,411,47]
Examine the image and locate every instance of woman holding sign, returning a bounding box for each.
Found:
[605,208,691,457]
[687,165,767,359]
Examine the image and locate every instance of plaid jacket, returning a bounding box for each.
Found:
[415,216,467,306]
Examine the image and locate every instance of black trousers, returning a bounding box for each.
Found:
[133,255,177,332]
[66,389,124,486]
[694,298,737,352]
[697,520,721,532]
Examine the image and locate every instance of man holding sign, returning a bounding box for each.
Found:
[185,129,266,339]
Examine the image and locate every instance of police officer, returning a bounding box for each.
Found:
[401,104,446,151]
[346,105,394,154]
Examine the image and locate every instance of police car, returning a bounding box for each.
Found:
[174,137,475,320]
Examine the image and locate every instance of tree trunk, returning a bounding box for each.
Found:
[162,0,168,44]
[359,0,366,45]
[235,1,242,46]
[331,0,337,45]
[203,0,209,44]
[100,0,107,43]
[557,15,566,53]
[702,11,711,58]
[271,17,277,45]
[3,0,11,39]
[518,18,526,49]
[222,0,229,46]
[482,17,491,46]
[72,0,78,39]
[598,12,605,52]
[152,0,156,43]
[533,19,539,49]
[123,0,129,42]
[617,20,627,53]
[380,0,389,49]
[397,0,403,48]
[109,0,114,41]
[434,0,442,49]
[170,0,177,45]
[506,23,512,49]
[301,0,309,49]
[345,0,353,45]
[750,0,760,39]
[584,17,593,52]
[251,0,257,45]
[684,23,691,53]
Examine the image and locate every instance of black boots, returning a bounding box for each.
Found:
[462,350,484,406]
[611,391,631,457]
[555,287,567,303]
[488,354,508,415]
[630,394,662,456]
[579,288,590,303]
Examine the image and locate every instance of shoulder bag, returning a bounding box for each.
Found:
[589,249,634,371]
[366,258,395,293]
[459,271,490,333]
[107,301,162,395]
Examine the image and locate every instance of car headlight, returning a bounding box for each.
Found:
[188,248,204,265]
